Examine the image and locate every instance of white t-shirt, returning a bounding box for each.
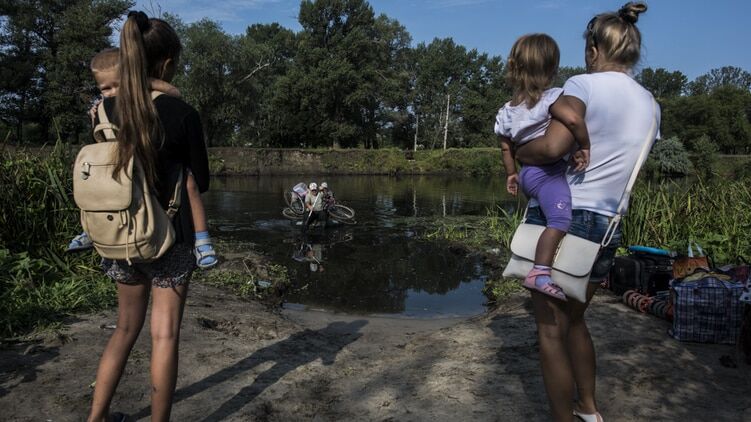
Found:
[494,88,563,146]
[563,72,661,216]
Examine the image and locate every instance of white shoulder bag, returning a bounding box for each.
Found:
[502,98,659,302]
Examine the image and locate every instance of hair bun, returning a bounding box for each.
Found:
[618,2,647,24]
[127,10,150,33]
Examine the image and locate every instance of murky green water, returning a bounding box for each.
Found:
[204,175,514,317]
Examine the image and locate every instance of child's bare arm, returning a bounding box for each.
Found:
[149,78,181,97]
[500,136,519,196]
[500,136,517,174]
[549,96,589,151]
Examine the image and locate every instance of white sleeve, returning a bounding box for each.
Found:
[493,106,511,137]
[563,75,590,105]
[542,88,564,111]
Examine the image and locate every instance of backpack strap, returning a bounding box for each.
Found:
[166,169,183,219]
[93,101,118,143]
[92,91,165,143]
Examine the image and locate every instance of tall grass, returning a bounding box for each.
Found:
[623,179,751,264]
[0,141,115,338]
[425,199,525,250]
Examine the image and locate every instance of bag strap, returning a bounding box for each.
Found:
[600,97,660,247]
[94,101,117,142]
[92,91,164,143]
[166,169,183,219]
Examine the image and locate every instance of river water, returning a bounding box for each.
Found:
[204,175,514,318]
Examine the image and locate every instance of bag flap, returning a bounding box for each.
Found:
[509,223,601,277]
[73,143,133,211]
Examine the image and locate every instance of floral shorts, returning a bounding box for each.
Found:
[101,244,195,288]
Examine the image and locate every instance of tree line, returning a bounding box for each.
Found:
[2,0,750,154]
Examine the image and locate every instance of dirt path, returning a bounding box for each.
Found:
[1,282,750,421]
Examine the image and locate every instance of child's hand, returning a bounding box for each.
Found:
[89,99,102,126]
[572,148,590,172]
[506,173,519,196]
[149,78,181,98]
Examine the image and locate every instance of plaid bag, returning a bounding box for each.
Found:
[670,274,745,344]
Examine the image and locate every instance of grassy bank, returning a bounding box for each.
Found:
[209,147,503,176]
[0,143,114,338]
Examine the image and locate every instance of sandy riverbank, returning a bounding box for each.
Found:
[2,281,749,421]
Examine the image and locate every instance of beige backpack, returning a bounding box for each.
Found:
[73,92,182,264]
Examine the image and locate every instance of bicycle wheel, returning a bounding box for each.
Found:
[328,204,355,221]
[289,196,305,214]
[282,207,302,221]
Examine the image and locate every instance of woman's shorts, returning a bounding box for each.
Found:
[101,243,195,288]
[525,207,621,283]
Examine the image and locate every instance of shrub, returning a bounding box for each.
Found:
[645,136,693,176]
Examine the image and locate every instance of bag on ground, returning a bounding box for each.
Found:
[670,273,745,344]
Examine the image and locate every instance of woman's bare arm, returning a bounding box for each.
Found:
[514,119,576,165]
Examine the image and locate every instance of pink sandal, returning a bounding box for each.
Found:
[523,267,567,301]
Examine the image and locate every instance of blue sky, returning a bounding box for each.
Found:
[135,0,751,80]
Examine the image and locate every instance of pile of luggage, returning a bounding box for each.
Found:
[609,244,750,348]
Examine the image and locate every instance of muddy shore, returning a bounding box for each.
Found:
[2,280,749,421]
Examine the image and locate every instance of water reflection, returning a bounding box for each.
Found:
[204,175,510,317]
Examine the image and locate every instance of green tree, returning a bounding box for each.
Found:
[274,0,386,149]
[688,66,751,95]
[234,23,297,147]
[553,66,586,88]
[0,0,132,143]
[661,86,751,154]
[636,67,687,99]
[174,18,237,147]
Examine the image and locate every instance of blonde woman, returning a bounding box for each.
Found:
[514,2,659,421]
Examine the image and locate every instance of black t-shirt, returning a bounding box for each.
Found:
[97,95,210,244]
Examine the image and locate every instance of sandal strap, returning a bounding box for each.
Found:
[527,267,551,278]
[194,238,214,248]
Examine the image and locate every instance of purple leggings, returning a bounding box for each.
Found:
[519,160,572,232]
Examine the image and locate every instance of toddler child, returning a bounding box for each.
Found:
[495,34,591,301]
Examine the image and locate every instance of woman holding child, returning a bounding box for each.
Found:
[87,11,208,422]
[503,2,659,421]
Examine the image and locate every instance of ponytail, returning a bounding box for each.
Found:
[114,11,163,187]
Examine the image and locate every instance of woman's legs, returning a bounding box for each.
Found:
[531,291,575,422]
[568,283,600,414]
[88,282,150,422]
[531,282,600,422]
[149,284,189,422]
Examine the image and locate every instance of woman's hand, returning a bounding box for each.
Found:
[506,173,519,196]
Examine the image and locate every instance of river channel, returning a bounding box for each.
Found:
[204,175,514,318]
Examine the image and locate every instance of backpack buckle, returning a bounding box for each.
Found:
[81,162,91,180]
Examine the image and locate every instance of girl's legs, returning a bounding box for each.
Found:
[149,284,189,422]
[88,282,150,422]
[186,171,217,268]
[521,164,572,297]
